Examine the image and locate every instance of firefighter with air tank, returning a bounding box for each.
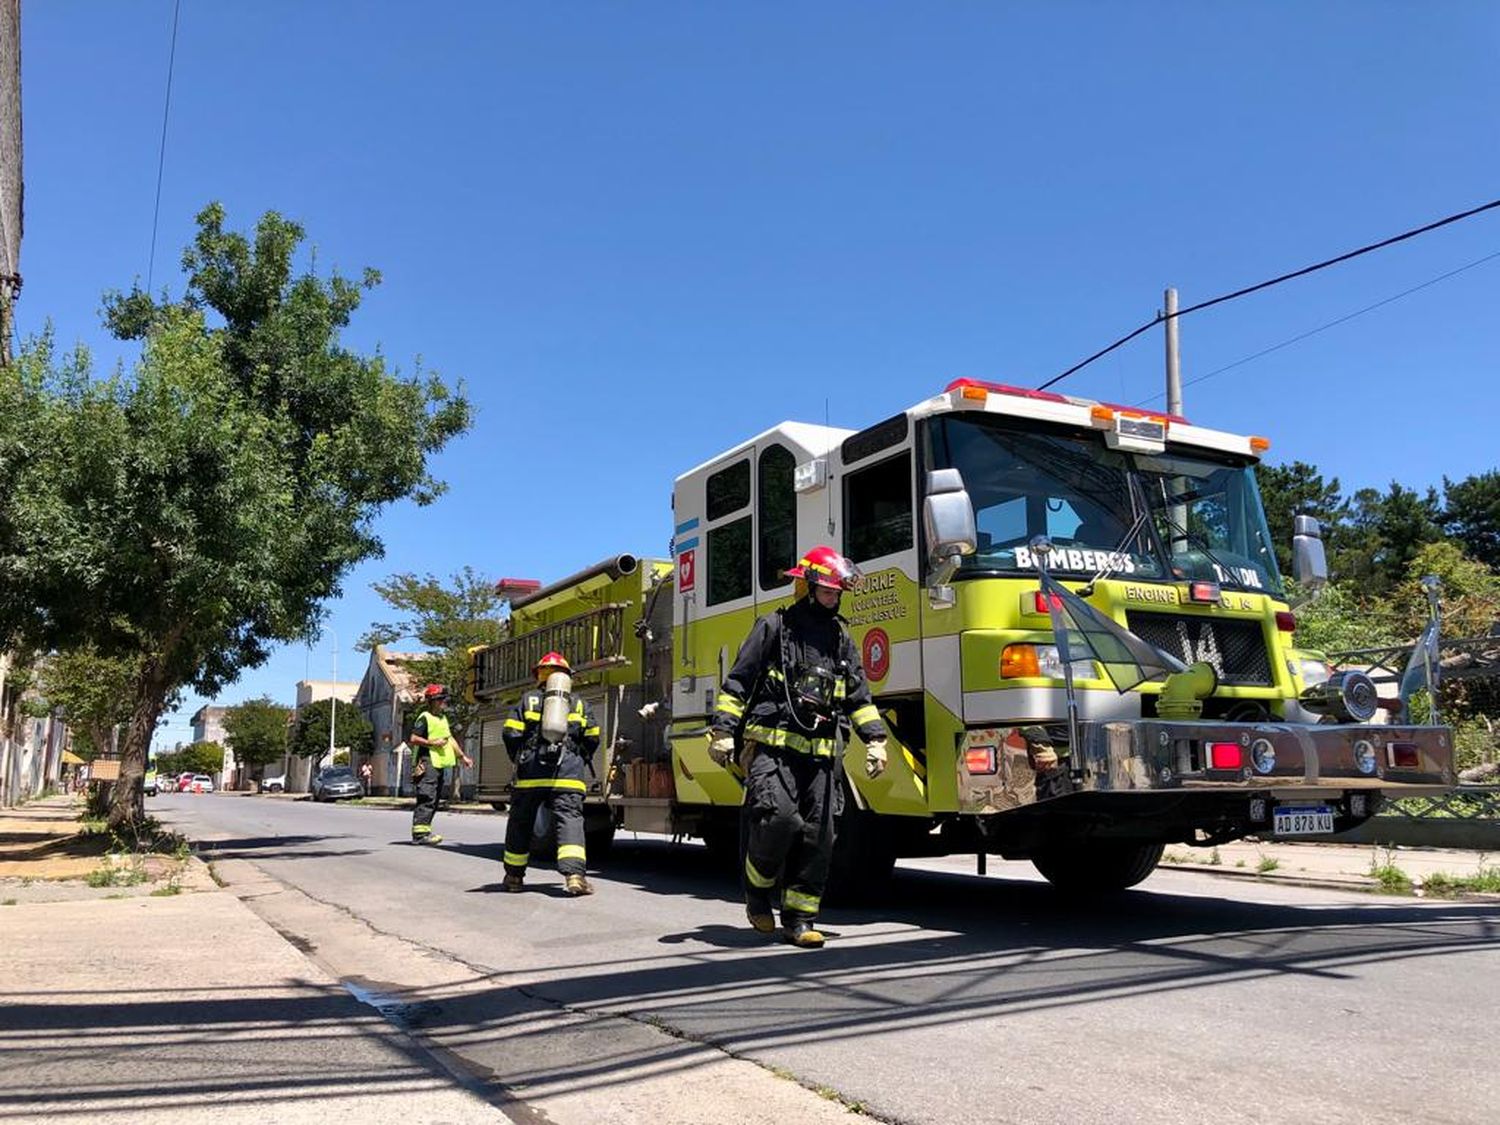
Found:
[409,683,473,845]
[500,652,602,896]
[710,546,889,948]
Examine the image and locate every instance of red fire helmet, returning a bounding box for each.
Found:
[784,545,860,591]
[534,651,572,678]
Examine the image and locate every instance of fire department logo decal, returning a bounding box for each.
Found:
[862,628,891,683]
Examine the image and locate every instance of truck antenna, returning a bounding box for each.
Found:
[825,398,835,538]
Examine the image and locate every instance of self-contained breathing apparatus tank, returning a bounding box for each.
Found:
[541,671,573,743]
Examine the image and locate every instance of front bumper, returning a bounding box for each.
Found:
[1083,719,1454,792]
[956,720,1454,816]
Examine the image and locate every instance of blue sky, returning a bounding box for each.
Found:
[17,3,1499,745]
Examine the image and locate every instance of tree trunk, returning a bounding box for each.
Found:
[107,664,168,831]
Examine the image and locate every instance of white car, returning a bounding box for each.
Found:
[261,773,286,793]
[190,774,215,794]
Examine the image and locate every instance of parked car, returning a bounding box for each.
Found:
[176,773,195,792]
[311,767,362,802]
[190,774,215,794]
[261,773,286,793]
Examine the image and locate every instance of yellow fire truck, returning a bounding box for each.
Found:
[473,377,1454,892]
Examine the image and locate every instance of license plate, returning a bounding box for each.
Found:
[1273,805,1335,836]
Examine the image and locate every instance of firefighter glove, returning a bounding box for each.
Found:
[864,739,888,779]
[709,734,736,767]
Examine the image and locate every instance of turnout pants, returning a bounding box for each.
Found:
[504,788,587,877]
[742,746,837,921]
[411,765,450,838]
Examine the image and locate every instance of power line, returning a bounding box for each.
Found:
[146,0,181,293]
[1133,248,1500,406]
[1036,195,1500,392]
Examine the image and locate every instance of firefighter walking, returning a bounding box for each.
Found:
[501,652,601,896]
[710,546,889,948]
[410,684,473,844]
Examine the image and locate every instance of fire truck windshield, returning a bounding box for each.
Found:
[926,414,1284,595]
[1135,452,1284,595]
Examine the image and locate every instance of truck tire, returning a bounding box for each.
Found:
[1031,840,1164,893]
[585,817,616,862]
[700,812,741,873]
[828,794,897,905]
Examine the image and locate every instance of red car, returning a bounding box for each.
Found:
[176,772,195,792]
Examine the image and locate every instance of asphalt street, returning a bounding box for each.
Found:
[157,793,1500,1125]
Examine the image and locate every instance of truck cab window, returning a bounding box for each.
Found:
[844,452,913,563]
[707,516,753,605]
[758,444,796,590]
[706,460,751,521]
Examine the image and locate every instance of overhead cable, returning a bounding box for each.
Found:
[146,0,182,293]
[1036,196,1500,392]
[1133,248,1500,405]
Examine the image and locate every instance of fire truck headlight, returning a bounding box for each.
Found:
[1035,645,1098,682]
[1299,658,1332,687]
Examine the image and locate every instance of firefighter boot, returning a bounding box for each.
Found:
[745,889,776,934]
[413,832,443,845]
[781,916,826,949]
[564,874,595,896]
[502,873,525,893]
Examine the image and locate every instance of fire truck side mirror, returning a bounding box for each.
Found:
[1292,514,1328,591]
[923,469,978,585]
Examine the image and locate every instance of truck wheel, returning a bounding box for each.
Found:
[1031,841,1164,893]
[585,819,616,862]
[828,798,897,905]
[700,811,741,873]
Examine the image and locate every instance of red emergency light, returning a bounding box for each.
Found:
[496,577,543,597]
[1032,591,1065,614]
[945,378,1069,406]
[1207,742,1243,770]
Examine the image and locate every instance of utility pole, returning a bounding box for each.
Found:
[1164,287,1182,417]
[1164,287,1187,552]
[327,629,337,769]
[0,0,22,368]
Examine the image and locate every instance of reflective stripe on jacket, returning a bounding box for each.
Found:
[711,598,886,755]
[501,689,601,786]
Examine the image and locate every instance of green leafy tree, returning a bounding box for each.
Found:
[1255,460,1347,578]
[0,204,470,829]
[223,697,293,782]
[1442,471,1500,572]
[1290,581,1399,655]
[1341,483,1444,595]
[288,698,373,760]
[1389,540,1500,640]
[156,741,225,778]
[358,567,506,734]
[34,648,145,760]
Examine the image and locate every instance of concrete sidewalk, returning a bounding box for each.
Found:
[0,798,506,1124]
[0,892,508,1125]
[1160,836,1500,896]
[0,797,863,1124]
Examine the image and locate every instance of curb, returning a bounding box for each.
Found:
[1161,861,1500,901]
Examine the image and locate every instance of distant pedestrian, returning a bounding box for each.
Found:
[359,760,372,794]
[409,684,473,844]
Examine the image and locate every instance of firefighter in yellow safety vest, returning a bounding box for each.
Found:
[410,684,473,844]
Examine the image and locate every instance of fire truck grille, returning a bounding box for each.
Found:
[1125,612,1274,687]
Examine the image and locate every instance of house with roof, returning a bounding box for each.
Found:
[354,645,437,796]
